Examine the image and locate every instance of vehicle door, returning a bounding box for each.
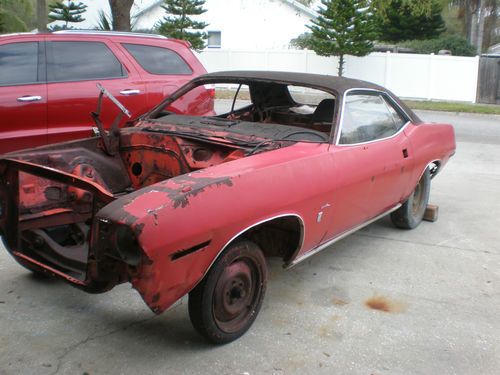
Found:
[45,38,147,145]
[327,91,414,237]
[0,38,47,153]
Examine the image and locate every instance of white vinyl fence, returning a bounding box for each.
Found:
[197,50,480,103]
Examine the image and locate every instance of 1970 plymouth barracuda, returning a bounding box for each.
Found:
[0,71,455,344]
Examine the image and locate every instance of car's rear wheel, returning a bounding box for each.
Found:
[188,240,267,344]
[391,167,431,229]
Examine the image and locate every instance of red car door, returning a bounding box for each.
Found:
[45,38,147,144]
[326,92,414,237]
[0,39,47,153]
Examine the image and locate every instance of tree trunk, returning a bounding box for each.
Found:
[469,2,478,48]
[37,0,47,32]
[476,0,486,54]
[338,54,345,77]
[109,0,134,31]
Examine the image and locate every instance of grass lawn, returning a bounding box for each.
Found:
[404,100,500,115]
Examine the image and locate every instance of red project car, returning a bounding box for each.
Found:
[0,71,456,343]
[0,30,213,153]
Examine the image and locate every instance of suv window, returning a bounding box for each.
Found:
[339,94,407,144]
[122,43,193,75]
[48,41,124,82]
[0,42,39,86]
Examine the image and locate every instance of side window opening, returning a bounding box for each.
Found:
[0,42,39,86]
[339,93,406,145]
[122,43,193,75]
[47,41,125,82]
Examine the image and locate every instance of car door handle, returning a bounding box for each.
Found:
[17,95,42,102]
[120,89,141,96]
[402,148,409,158]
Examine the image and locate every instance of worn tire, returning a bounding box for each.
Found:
[188,240,267,344]
[391,168,431,229]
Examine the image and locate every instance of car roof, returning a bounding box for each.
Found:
[0,30,190,47]
[195,70,386,95]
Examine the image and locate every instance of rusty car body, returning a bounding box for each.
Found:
[0,71,456,343]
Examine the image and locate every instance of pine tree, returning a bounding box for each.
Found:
[307,0,377,76]
[376,0,446,42]
[157,0,208,51]
[48,1,87,30]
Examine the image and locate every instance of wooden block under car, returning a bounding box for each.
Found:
[423,204,439,222]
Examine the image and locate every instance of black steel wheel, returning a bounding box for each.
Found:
[188,240,267,344]
[391,167,431,229]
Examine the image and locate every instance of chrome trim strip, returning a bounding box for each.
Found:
[335,88,412,146]
[284,203,401,269]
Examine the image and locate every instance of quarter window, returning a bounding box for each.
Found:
[48,41,125,82]
[339,94,407,144]
[122,43,193,75]
[0,42,39,86]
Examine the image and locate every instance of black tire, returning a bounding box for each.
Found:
[391,168,431,229]
[188,240,267,344]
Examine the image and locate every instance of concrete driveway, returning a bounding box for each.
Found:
[0,110,498,375]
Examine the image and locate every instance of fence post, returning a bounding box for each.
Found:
[384,51,392,88]
[473,55,480,104]
[427,53,436,101]
[304,50,309,73]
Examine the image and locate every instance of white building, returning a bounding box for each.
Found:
[49,0,317,50]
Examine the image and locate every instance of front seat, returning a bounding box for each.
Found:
[311,98,335,123]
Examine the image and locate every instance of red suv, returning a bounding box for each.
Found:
[0,31,213,153]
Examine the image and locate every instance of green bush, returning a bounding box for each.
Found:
[0,9,28,33]
[403,36,476,56]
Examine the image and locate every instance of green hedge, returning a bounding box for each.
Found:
[403,36,476,56]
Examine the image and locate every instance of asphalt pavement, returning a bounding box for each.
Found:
[0,110,499,375]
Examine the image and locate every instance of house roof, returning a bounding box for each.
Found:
[47,0,318,30]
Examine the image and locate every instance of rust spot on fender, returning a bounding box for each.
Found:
[166,176,234,209]
[365,295,407,313]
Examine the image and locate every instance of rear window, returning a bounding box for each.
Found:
[48,41,125,82]
[123,43,193,75]
[0,42,39,86]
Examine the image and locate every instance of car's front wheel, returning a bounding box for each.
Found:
[391,167,431,229]
[188,240,267,344]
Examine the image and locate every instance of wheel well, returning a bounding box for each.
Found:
[227,216,303,264]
